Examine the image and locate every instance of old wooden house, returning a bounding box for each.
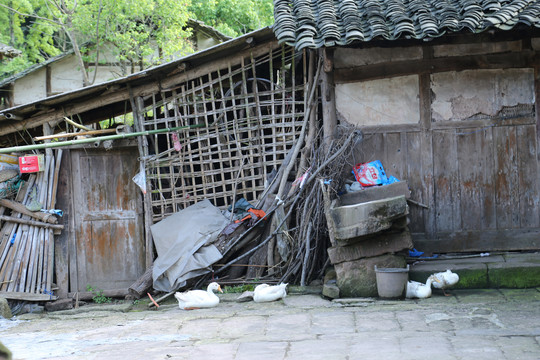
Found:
[0,27,311,300]
[273,0,540,254]
[0,0,539,301]
[0,20,231,110]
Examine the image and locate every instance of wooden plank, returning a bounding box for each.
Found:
[54,150,71,298]
[69,150,82,293]
[383,132,403,181]
[457,129,483,231]
[536,65,540,224]
[0,177,33,291]
[517,125,540,228]
[405,132,427,234]
[24,226,39,293]
[412,228,540,253]
[334,50,538,84]
[0,291,57,301]
[493,126,520,229]
[0,215,64,229]
[432,130,460,232]
[481,127,497,230]
[133,96,154,269]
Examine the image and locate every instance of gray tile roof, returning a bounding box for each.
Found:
[273,0,540,50]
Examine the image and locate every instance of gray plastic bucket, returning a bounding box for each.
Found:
[374,265,409,299]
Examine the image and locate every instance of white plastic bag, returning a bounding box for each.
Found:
[132,170,147,194]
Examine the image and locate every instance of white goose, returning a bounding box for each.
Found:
[405,277,439,299]
[174,282,223,310]
[253,283,288,303]
[429,270,459,296]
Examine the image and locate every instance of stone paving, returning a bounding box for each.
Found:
[1,288,540,360]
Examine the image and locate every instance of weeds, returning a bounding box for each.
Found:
[86,285,112,304]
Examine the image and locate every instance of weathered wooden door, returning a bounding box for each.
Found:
[70,148,145,292]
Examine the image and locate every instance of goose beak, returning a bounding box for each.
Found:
[218,285,223,293]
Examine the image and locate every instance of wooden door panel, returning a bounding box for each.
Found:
[71,148,144,292]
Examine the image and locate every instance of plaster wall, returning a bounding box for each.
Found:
[431,68,535,121]
[50,56,85,94]
[196,32,222,50]
[334,46,422,68]
[335,75,420,126]
[13,69,47,104]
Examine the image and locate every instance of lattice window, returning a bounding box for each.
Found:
[140,46,306,222]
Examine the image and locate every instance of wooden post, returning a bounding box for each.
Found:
[535,64,540,207]
[130,90,154,269]
[320,48,337,149]
[419,46,435,238]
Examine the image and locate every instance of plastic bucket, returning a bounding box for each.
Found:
[374,265,409,299]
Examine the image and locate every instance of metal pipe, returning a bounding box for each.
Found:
[0,124,204,154]
[4,113,23,121]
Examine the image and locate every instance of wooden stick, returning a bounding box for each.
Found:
[34,128,117,141]
[0,199,58,224]
[46,149,62,293]
[148,290,175,308]
[300,222,313,287]
[0,215,64,229]
[276,56,322,202]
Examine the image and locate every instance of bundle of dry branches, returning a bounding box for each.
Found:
[196,123,362,288]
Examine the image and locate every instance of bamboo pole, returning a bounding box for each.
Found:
[33,128,118,141]
[0,124,205,154]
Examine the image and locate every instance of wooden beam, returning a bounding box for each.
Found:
[319,48,337,148]
[334,50,539,84]
[0,291,57,301]
[535,64,540,215]
[412,228,540,254]
[67,288,129,301]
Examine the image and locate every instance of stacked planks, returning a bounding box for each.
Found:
[0,150,62,301]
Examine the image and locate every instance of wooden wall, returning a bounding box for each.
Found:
[333,32,540,253]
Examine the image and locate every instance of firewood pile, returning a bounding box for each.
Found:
[0,150,63,301]
[193,125,363,289]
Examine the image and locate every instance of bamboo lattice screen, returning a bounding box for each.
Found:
[139,46,307,222]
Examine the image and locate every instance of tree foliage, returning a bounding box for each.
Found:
[190,0,274,37]
[0,0,274,82]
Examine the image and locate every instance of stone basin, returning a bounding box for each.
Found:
[328,195,408,246]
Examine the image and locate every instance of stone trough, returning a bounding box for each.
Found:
[324,181,413,298]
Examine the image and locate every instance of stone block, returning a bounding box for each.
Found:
[335,254,406,297]
[327,229,413,264]
[45,298,74,312]
[488,262,540,288]
[322,283,340,299]
[329,195,408,245]
[339,181,410,206]
[0,297,12,319]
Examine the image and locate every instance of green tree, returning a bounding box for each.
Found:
[189,0,274,37]
[0,0,193,84]
[0,0,275,82]
[0,0,61,76]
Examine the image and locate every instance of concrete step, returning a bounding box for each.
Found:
[408,251,540,290]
